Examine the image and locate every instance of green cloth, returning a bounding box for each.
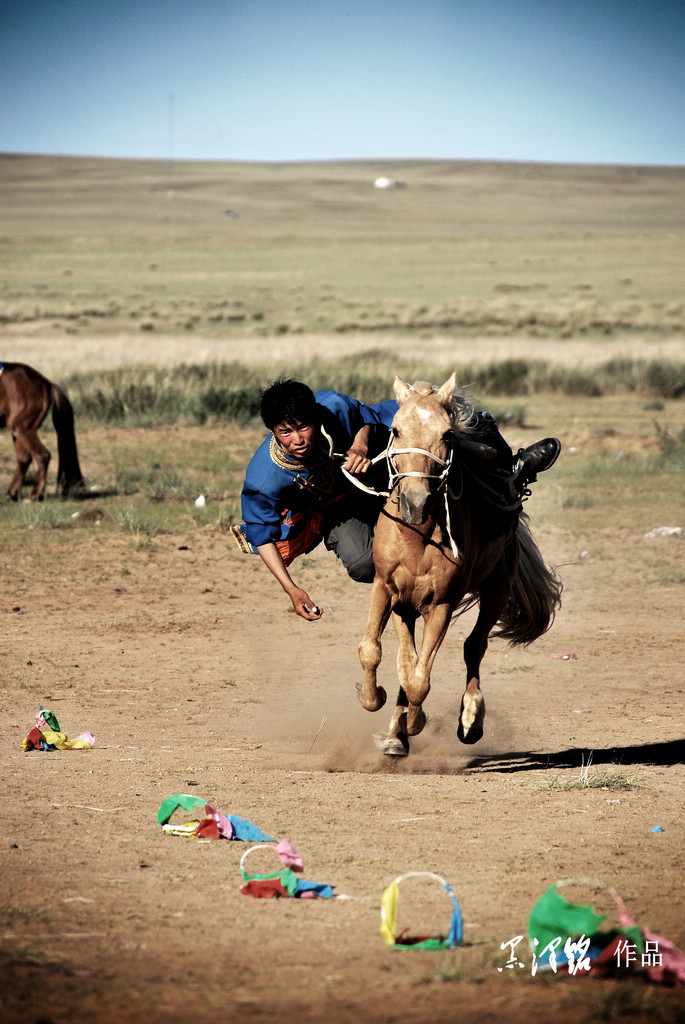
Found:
[157,793,206,825]
[395,937,452,951]
[528,885,643,959]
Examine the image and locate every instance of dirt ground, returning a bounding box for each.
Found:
[1,415,684,1024]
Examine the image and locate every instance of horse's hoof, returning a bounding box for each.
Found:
[383,735,409,757]
[357,684,387,713]
[457,721,484,745]
[458,691,485,745]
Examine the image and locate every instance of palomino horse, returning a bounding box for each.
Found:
[357,373,561,756]
[0,361,86,501]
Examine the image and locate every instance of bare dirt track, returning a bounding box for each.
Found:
[1,447,684,1024]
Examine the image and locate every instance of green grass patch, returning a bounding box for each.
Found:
[547,772,636,792]
[46,356,685,430]
[546,753,638,791]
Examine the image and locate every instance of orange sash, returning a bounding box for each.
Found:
[276,510,324,566]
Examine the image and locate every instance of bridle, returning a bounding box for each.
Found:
[338,431,453,496]
[385,436,454,494]
[338,432,461,558]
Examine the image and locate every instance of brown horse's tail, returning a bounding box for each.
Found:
[494,514,562,646]
[50,384,86,497]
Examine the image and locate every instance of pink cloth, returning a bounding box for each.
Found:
[275,839,304,872]
[203,803,234,839]
[617,903,685,985]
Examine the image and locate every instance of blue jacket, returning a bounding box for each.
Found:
[235,391,397,551]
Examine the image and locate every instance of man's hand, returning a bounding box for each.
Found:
[343,424,372,474]
[257,543,324,622]
[290,587,323,620]
[343,445,371,474]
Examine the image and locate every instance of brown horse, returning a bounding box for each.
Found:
[0,361,86,501]
[357,373,562,756]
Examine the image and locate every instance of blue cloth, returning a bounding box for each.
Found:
[237,391,396,550]
[294,879,335,899]
[227,814,275,842]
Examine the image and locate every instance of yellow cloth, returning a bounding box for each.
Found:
[380,879,400,946]
[21,728,93,751]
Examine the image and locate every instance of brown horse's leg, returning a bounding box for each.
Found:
[380,607,419,756]
[458,572,511,745]
[7,455,28,501]
[357,577,392,713]
[7,434,40,500]
[7,435,28,500]
[405,603,452,735]
[384,686,410,756]
[12,429,51,501]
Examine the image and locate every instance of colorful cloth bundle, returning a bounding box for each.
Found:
[239,842,334,899]
[528,878,685,984]
[380,871,463,950]
[157,793,274,842]
[21,706,94,751]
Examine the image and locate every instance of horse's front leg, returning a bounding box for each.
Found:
[357,577,392,713]
[458,579,510,745]
[380,607,419,756]
[12,429,50,501]
[405,602,452,735]
[7,435,32,501]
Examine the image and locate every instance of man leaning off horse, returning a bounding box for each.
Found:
[231,378,560,621]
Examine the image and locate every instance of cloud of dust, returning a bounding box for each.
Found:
[241,650,528,775]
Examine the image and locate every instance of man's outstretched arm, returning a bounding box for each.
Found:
[256,542,323,621]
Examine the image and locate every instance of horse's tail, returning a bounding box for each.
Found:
[494,514,562,646]
[50,384,86,497]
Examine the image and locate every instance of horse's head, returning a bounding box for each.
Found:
[389,373,458,525]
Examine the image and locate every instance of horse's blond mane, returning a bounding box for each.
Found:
[450,392,478,436]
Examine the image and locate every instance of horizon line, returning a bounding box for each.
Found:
[1,150,684,172]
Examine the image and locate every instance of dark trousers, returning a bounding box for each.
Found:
[322,493,381,583]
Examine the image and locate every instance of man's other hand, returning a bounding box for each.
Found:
[290,587,323,620]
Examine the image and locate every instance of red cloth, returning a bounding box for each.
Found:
[240,878,290,899]
[23,727,45,750]
[195,818,221,840]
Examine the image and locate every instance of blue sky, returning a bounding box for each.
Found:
[1,0,683,165]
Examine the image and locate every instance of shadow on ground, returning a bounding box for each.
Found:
[464,738,685,773]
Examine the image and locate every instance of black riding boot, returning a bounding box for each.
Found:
[512,438,561,491]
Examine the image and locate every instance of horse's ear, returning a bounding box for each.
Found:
[437,372,457,405]
[393,376,413,403]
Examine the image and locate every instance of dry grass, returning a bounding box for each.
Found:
[1,155,683,354]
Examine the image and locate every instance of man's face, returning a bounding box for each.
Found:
[272,419,318,461]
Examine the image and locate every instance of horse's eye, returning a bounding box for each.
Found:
[391,427,399,438]
[442,429,455,442]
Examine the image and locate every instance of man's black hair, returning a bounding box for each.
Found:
[260,378,320,430]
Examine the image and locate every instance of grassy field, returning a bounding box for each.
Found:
[1,154,683,529]
[0,393,683,568]
[1,155,684,344]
